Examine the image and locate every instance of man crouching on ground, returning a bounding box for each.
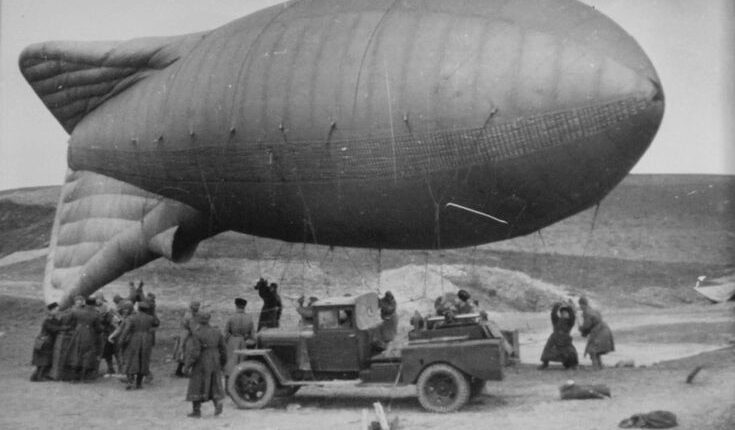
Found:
[185,312,227,418]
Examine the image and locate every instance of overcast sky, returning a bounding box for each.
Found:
[1,0,733,191]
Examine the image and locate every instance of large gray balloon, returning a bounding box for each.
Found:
[19,0,664,308]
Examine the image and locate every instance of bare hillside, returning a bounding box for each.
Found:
[0,175,732,311]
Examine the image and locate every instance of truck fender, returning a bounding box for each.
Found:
[233,348,292,384]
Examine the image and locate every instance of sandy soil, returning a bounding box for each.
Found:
[1,291,733,430]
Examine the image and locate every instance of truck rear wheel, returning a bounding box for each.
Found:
[228,361,276,409]
[416,364,470,413]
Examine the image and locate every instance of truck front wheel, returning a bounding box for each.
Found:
[416,364,471,413]
[228,361,276,409]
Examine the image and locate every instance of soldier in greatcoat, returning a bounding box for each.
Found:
[120,300,160,389]
[578,296,615,369]
[95,293,119,375]
[173,300,200,377]
[185,312,227,418]
[30,303,67,381]
[223,298,255,392]
[49,303,77,381]
[538,301,579,369]
[64,297,103,381]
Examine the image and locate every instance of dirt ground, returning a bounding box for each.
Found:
[1,292,733,430]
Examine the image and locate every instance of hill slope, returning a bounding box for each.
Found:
[0,175,732,310]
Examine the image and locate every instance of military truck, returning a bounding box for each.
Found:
[227,292,514,413]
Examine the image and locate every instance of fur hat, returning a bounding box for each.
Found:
[197,312,212,324]
[457,289,471,301]
[234,298,247,308]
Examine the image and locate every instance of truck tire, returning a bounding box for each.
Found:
[228,360,276,409]
[416,363,471,413]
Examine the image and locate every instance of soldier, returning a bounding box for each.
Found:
[64,297,103,381]
[108,300,134,374]
[255,279,282,330]
[578,296,615,370]
[49,301,77,381]
[173,300,200,377]
[538,302,579,370]
[127,280,145,304]
[223,298,255,392]
[296,296,319,326]
[30,303,67,381]
[95,293,118,375]
[185,312,227,418]
[120,300,159,389]
[456,289,476,314]
[377,291,398,349]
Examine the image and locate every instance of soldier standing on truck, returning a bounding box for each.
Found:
[296,296,319,326]
[224,298,255,393]
[374,291,398,351]
[456,290,477,314]
[255,279,282,330]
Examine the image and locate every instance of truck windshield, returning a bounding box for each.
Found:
[318,308,353,329]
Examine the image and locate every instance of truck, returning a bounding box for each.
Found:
[227,292,516,413]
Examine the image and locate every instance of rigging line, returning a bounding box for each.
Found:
[376,248,382,293]
[253,237,262,275]
[228,0,305,119]
[350,0,400,116]
[269,241,286,274]
[423,172,442,249]
[536,230,547,248]
[423,250,430,298]
[343,247,369,291]
[300,242,311,292]
[384,59,398,183]
[278,243,295,283]
[195,157,218,233]
[583,201,602,257]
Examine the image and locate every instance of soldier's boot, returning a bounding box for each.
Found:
[214,400,223,416]
[105,358,115,375]
[187,401,202,418]
[135,373,144,389]
[175,363,185,377]
[591,355,602,370]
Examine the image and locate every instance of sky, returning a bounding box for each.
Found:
[0,0,733,191]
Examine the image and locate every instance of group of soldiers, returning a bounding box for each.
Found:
[30,277,279,418]
[538,296,615,370]
[30,281,159,388]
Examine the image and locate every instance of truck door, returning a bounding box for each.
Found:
[309,307,360,372]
